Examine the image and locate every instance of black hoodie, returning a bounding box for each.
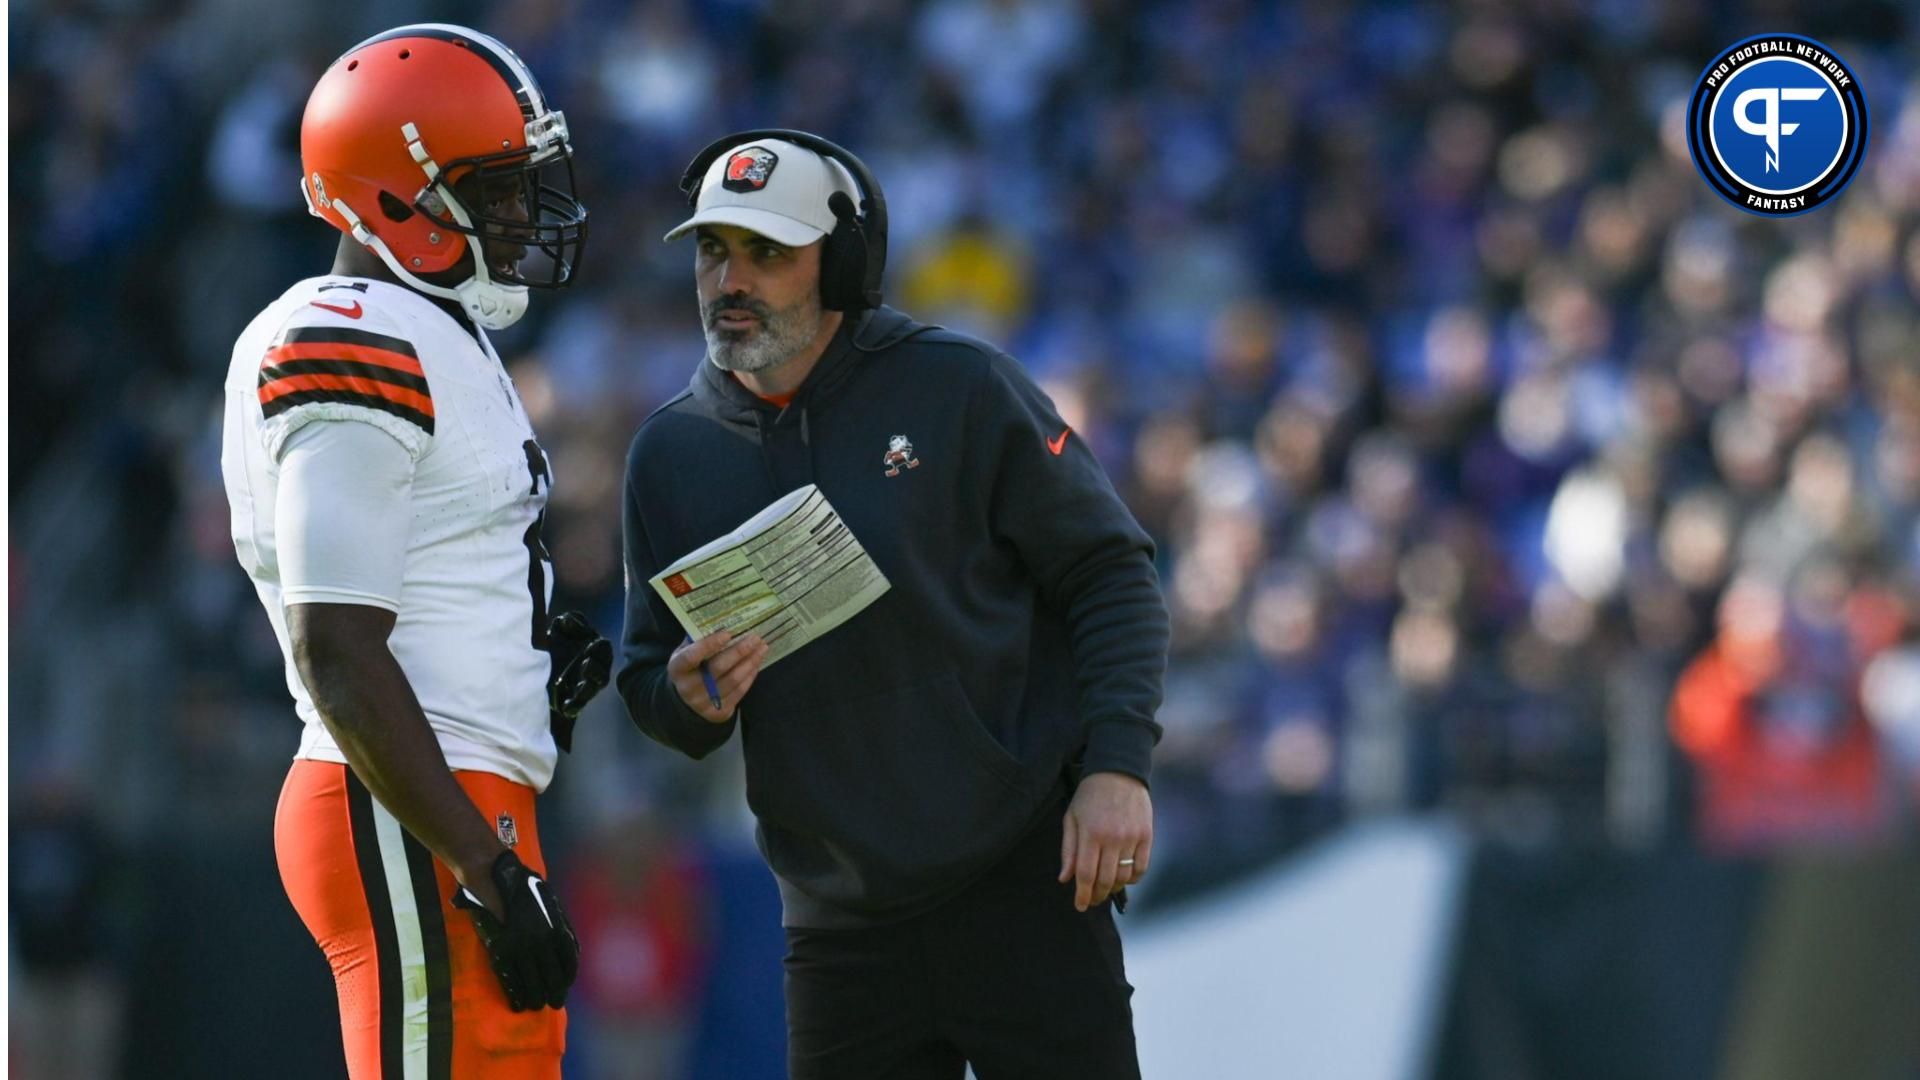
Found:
[618,306,1169,928]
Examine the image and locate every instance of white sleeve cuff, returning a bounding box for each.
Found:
[278,586,402,612]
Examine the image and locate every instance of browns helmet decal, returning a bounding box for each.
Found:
[723,147,779,192]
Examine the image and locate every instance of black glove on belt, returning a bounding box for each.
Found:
[451,849,580,1011]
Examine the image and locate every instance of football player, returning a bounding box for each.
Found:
[219,24,607,1079]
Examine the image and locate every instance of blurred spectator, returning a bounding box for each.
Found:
[1671,576,1890,852]
[1862,641,1920,804]
[565,798,713,1080]
[9,778,123,1080]
[898,214,1033,341]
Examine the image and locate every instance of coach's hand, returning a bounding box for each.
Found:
[669,630,768,723]
[1060,772,1153,912]
[452,850,580,1011]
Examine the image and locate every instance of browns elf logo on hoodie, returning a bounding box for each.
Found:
[883,435,921,477]
[723,146,778,192]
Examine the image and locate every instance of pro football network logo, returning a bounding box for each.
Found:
[723,146,778,192]
[1687,34,1868,217]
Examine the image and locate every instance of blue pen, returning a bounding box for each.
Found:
[685,634,728,711]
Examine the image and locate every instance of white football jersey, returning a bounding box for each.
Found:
[221,276,559,790]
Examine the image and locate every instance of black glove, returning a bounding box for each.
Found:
[451,850,580,1011]
[547,611,612,753]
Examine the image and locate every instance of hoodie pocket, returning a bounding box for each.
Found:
[742,671,1037,910]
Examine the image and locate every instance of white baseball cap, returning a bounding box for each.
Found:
[663,137,861,247]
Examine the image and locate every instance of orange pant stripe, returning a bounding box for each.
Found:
[276,760,564,1079]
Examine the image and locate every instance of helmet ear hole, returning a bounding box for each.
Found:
[378,192,415,222]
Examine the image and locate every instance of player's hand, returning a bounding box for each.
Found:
[451,850,580,1011]
[668,630,768,723]
[1059,772,1153,912]
[546,611,612,752]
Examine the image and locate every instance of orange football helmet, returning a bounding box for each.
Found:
[299,24,587,328]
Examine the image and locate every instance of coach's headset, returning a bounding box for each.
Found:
[678,129,888,314]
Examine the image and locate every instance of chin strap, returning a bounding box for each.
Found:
[318,192,528,330]
[400,121,530,330]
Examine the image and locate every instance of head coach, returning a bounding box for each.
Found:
[616,129,1170,1079]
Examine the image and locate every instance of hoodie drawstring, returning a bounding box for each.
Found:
[754,411,780,493]
[753,406,817,491]
[801,406,816,485]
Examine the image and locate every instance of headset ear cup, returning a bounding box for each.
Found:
[821,191,868,312]
[821,222,864,312]
[858,200,886,309]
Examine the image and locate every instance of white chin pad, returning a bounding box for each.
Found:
[456,278,530,330]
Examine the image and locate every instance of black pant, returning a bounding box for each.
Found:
[783,798,1140,1079]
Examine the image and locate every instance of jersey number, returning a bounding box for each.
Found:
[522,439,552,650]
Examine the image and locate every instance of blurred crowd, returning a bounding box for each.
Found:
[10,0,1920,1076]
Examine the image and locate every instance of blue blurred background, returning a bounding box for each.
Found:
[9,1,1920,1077]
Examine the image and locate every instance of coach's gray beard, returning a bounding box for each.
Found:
[704,290,824,374]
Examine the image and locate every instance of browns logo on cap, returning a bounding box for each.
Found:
[723,146,778,192]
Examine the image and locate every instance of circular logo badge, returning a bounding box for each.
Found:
[1687,34,1868,217]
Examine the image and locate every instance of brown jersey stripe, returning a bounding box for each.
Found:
[261,388,435,435]
[259,372,435,417]
[262,358,431,395]
[275,324,420,357]
[266,341,427,379]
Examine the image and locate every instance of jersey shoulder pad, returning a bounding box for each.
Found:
[256,288,435,462]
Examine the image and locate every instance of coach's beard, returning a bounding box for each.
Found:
[703,288,824,374]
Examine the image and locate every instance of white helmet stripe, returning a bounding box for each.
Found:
[409,23,545,118]
[353,23,546,120]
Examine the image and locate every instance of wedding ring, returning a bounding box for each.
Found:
[1118,858,1136,866]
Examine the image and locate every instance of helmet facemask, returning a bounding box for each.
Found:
[416,110,588,292]
[379,110,586,329]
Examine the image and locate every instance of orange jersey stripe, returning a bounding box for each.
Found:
[265,341,427,378]
[259,373,436,416]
